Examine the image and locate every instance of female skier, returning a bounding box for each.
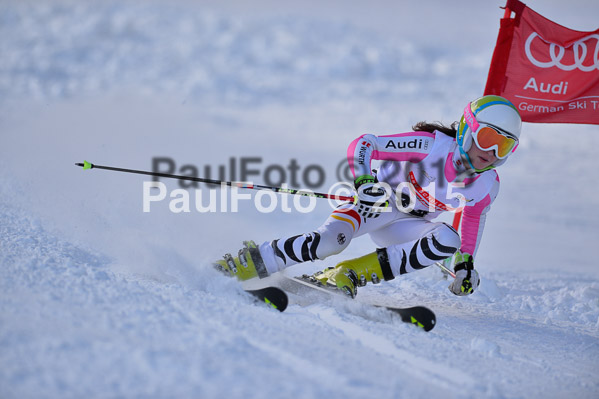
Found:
[215,95,522,297]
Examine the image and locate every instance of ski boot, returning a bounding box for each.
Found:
[213,241,269,281]
[309,249,394,298]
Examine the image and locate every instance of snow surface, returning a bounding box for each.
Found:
[1,1,598,398]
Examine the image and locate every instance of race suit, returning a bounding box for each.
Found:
[257,130,499,278]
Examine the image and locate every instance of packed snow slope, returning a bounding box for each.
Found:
[1,1,598,398]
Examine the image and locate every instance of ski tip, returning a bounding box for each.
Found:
[76,160,93,170]
[388,306,436,332]
[266,287,288,312]
[247,287,288,312]
[264,295,288,312]
[410,308,436,332]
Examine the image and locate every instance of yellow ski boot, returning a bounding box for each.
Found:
[310,249,394,298]
[213,241,269,281]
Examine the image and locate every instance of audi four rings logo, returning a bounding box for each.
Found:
[525,32,599,72]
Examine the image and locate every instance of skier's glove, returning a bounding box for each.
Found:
[448,252,480,296]
[353,174,389,219]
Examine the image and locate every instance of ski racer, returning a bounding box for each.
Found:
[214,95,523,297]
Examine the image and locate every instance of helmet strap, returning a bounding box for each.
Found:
[459,145,495,174]
[459,146,475,170]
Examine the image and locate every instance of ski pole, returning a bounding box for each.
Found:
[434,261,456,279]
[75,160,355,202]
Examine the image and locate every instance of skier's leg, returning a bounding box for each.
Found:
[214,202,392,281]
[313,218,460,296]
[214,223,353,281]
[375,220,461,276]
[259,203,378,274]
[215,203,398,280]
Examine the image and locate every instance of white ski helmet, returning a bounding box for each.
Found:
[457,95,522,171]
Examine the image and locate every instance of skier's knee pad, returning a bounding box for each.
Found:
[314,223,354,259]
[429,223,461,255]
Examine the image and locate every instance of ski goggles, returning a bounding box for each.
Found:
[464,104,519,159]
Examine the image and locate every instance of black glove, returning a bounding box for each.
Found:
[353,175,389,219]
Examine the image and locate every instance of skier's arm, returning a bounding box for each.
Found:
[347,132,436,178]
[449,178,498,296]
[449,205,489,297]
[459,175,500,258]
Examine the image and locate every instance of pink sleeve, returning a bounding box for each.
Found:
[347,132,436,178]
[459,174,500,257]
[459,195,491,256]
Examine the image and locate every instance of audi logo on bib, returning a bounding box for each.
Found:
[484,0,599,124]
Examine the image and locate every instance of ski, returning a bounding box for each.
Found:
[246,286,288,312]
[381,305,436,332]
[278,275,436,331]
[212,249,288,312]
